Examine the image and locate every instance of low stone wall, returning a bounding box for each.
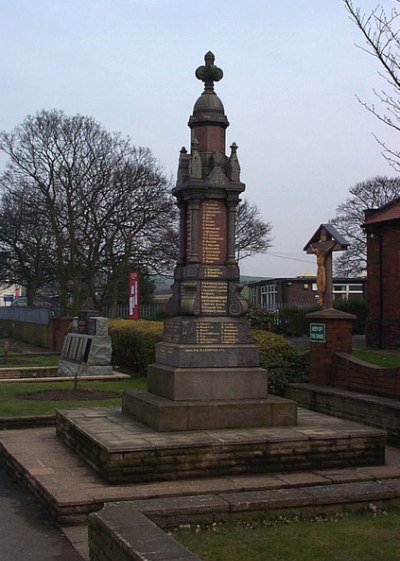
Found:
[0,366,58,379]
[89,483,400,561]
[286,383,400,443]
[0,319,50,348]
[333,352,400,400]
[89,503,200,561]
[0,317,71,351]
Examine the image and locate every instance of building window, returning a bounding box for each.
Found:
[333,283,364,301]
[260,284,277,310]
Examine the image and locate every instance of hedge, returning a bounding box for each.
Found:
[109,320,309,393]
[109,319,163,375]
[251,329,309,395]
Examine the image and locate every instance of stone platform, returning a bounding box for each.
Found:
[122,391,296,431]
[54,406,386,485]
[286,383,400,443]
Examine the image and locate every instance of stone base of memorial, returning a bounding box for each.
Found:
[122,315,296,430]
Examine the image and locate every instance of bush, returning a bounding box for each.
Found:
[109,319,163,375]
[247,307,275,330]
[251,330,309,395]
[277,306,321,336]
[108,320,309,393]
[334,298,367,334]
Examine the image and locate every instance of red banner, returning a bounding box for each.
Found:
[128,272,140,320]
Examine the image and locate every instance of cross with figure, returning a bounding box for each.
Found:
[304,224,349,308]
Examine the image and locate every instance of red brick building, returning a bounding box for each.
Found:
[364,197,400,348]
[248,276,366,310]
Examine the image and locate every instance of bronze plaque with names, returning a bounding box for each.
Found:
[200,200,226,264]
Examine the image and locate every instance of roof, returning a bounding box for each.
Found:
[247,276,365,287]
[303,224,349,253]
[363,197,400,227]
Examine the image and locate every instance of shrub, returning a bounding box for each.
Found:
[251,329,309,395]
[108,320,309,393]
[277,306,320,336]
[247,307,275,330]
[108,319,163,375]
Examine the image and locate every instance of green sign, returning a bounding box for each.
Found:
[310,323,326,342]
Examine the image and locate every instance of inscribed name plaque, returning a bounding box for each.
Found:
[186,209,192,257]
[203,266,224,278]
[163,319,182,343]
[201,200,226,264]
[195,321,240,344]
[200,281,228,313]
[221,322,239,344]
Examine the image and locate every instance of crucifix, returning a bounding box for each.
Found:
[304,224,349,308]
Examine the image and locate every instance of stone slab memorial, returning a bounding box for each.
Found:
[57,309,113,377]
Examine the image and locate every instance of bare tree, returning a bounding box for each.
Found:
[235,198,273,261]
[331,175,400,275]
[0,110,177,313]
[344,0,400,170]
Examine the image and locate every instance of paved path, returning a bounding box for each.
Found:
[0,467,84,561]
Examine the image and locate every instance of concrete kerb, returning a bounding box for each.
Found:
[0,421,399,560]
[83,477,400,561]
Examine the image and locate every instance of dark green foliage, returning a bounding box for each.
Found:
[277,306,321,337]
[247,307,275,330]
[108,320,309,393]
[251,330,309,395]
[109,319,163,376]
[334,298,367,334]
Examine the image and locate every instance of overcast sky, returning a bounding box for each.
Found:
[1,0,398,278]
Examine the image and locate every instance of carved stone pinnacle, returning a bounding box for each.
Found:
[195,51,223,92]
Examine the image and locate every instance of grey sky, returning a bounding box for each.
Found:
[1,0,398,277]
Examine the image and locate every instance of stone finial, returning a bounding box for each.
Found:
[177,146,189,185]
[189,138,202,179]
[228,142,241,181]
[195,51,223,92]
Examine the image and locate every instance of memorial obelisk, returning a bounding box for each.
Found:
[122,52,297,430]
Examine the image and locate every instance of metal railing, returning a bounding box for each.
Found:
[0,307,50,325]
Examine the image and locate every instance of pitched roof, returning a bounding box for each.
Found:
[303,224,349,253]
[363,197,400,227]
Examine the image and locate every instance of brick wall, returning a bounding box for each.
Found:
[89,503,200,561]
[366,223,400,348]
[0,317,71,351]
[333,352,400,399]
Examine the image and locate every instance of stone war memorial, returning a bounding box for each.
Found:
[122,50,296,431]
[52,53,385,486]
[58,309,113,377]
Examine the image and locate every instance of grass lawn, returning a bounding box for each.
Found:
[0,354,60,367]
[0,377,147,416]
[352,348,400,368]
[173,510,400,561]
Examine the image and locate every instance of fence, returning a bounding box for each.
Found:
[0,307,50,325]
[102,302,167,319]
[0,302,167,325]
